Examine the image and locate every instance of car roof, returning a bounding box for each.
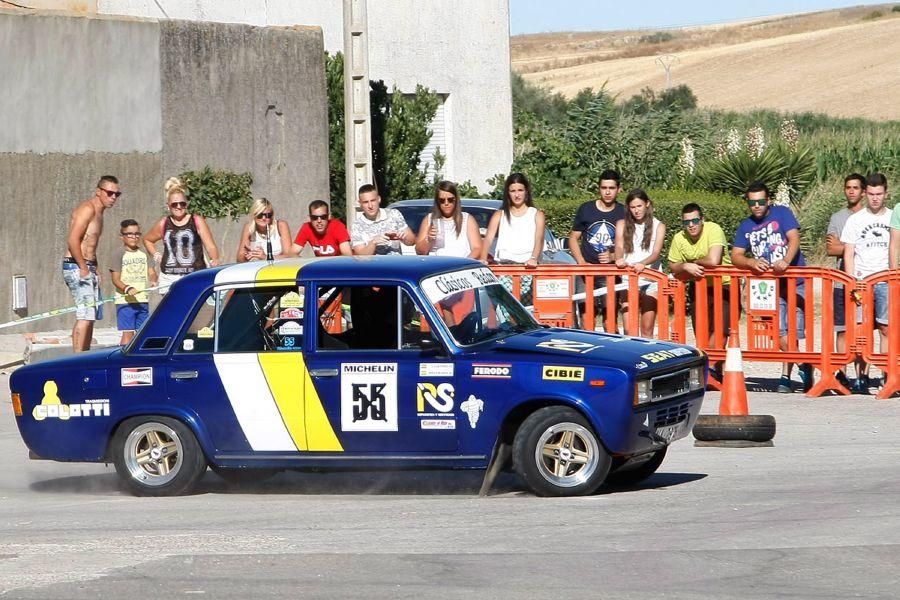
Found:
[388,198,501,210]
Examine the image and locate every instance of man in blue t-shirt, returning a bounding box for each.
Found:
[569,169,626,330]
[732,180,812,393]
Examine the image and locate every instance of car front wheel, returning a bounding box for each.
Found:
[513,406,611,497]
[112,416,207,497]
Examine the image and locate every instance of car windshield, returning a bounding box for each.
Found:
[420,267,542,346]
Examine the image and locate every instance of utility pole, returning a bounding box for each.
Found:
[656,54,679,90]
[342,0,373,226]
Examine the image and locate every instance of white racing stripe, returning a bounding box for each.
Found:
[213,354,296,451]
[214,261,265,286]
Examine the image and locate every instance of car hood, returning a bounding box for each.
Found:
[487,328,702,372]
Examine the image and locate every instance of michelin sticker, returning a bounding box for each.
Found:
[340,363,398,432]
[419,363,454,378]
[460,394,484,429]
[121,367,153,387]
[535,339,599,354]
[32,381,109,421]
[420,267,499,304]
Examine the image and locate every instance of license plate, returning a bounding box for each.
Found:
[655,422,687,443]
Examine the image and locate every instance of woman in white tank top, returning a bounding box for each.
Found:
[236,198,295,262]
[614,189,666,338]
[481,173,545,305]
[415,180,482,258]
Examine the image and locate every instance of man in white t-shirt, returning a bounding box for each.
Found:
[841,173,891,394]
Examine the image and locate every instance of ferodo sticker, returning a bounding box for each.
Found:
[121,367,153,386]
[340,363,398,431]
[535,339,599,354]
[542,366,585,381]
[640,347,693,364]
[472,363,511,379]
[32,381,109,421]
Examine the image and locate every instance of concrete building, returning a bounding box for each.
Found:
[94,0,515,192]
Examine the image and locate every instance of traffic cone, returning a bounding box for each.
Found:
[719,331,749,416]
[692,330,776,447]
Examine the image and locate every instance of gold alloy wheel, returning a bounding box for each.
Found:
[534,422,600,488]
[122,422,183,486]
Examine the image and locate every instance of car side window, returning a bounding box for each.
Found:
[175,291,217,354]
[215,285,306,353]
[316,285,439,351]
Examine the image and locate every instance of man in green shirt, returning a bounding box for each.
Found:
[668,203,737,358]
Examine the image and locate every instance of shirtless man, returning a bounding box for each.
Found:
[63,175,121,352]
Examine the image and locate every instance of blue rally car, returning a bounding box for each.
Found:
[10,256,706,497]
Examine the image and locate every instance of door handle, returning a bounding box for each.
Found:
[309,368,339,377]
[170,370,198,380]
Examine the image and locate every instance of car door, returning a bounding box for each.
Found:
[304,282,459,453]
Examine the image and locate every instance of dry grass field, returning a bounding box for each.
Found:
[513,6,900,120]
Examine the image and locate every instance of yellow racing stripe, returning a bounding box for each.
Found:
[255,262,302,287]
[258,353,307,450]
[304,366,344,451]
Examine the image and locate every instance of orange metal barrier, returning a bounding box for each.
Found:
[488,263,896,398]
[858,271,900,400]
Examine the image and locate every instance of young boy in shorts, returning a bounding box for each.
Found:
[109,219,157,345]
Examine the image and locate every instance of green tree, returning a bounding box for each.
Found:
[325,52,346,219]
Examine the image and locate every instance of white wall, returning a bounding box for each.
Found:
[96,0,513,192]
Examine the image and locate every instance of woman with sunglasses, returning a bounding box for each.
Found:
[143,176,221,295]
[415,180,481,258]
[236,198,294,262]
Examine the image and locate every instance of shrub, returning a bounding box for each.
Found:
[178,167,253,221]
[638,31,674,44]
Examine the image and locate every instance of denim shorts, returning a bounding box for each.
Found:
[62,261,100,321]
[779,289,806,339]
[833,285,846,331]
[116,303,149,331]
[857,281,889,326]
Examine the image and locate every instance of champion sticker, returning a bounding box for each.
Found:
[121,367,153,386]
[472,364,511,379]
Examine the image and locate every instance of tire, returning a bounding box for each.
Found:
[112,416,207,497]
[692,414,776,443]
[210,465,278,485]
[513,406,611,497]
[606,446,668,487]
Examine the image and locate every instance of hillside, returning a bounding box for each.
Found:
[513,6,900,120]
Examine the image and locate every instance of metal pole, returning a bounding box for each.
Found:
[342,0,373,227]
[656,54,679,90]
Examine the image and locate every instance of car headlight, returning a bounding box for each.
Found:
[689,365,704,390]
[634,379,651,406]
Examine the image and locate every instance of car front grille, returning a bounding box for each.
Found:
[653,402,691,427]
[650,369,691,403]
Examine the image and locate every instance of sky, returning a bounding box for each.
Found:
[509,1,893,34]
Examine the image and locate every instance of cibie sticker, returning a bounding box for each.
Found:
[33,381,109,421]
[420,267,499,304]
[419,362,454,378]
[460,395,484,429]
[472,364,511,379]
[542,366,585,381]
[536,339,599,354]
[417,382,455,414]
[121,367,153,386]
[340,363,398,431]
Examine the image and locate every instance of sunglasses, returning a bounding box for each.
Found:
[256,212,274,219]
[310,214,329,221]
[101,188,122,198]
[438,197,456,205]
[746,199,768,207]
[682,218,702,227]
[121,232,141,237]
[169,201,187,209]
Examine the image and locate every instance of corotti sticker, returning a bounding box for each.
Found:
[460,394,484,429]
[419,362,454,378]
[535,339,600,354]
[421,419,456,430]
[32,381,109,421]
[472,363,512,379]
[640,347,693,364]
[121,367,153,387]
[416,382,455,414]
[340,363,398,432]
[542,366,585,382]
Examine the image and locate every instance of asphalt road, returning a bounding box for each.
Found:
[2,370,899,599]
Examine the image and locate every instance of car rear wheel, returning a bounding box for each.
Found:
[513,406,611,497]
[112,416,207,497]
